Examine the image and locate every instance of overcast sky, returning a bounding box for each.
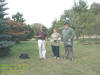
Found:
[6,0,100,28]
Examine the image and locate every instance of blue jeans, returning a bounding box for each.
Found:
[51,46,59,57]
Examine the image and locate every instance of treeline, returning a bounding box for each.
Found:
[49,0,100,40]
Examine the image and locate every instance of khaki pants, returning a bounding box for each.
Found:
[38,40,46,59]
[64,45,74,61]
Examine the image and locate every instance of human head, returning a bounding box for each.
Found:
[64,22,69,29]
[40,25,44,31]
[53,28,57,33]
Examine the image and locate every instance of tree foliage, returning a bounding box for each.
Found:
[49,0,100,40]
[6,20,29,43]
[12,12,25,23]
[23,24,34,39]
[0,0,14,56]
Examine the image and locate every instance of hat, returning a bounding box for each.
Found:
[64,22,69,25]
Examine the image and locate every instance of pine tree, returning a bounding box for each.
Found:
[0,0,14,56]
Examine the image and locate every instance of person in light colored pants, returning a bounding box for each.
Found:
[34,25,47,59]
[38,40,46,59]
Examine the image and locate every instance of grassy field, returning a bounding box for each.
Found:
[0,39,100,75]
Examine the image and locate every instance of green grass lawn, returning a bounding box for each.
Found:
[0,39,100,75]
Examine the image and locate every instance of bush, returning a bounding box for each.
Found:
[0,41,14,56]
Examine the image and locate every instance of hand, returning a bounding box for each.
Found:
[68,39,71,42]
[38,35,42,37]
[58,38,61,40]
[34,35,41,38]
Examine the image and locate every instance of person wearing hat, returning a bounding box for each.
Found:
[62,22,75,61]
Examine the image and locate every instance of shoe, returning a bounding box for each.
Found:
[70,58,74,61]
[54,56,56,59]
[56,57,60,60]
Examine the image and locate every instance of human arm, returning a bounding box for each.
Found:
[34,35,41,38]
[68,29,75,42]
[34,32,41,38]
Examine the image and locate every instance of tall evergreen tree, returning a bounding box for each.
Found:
[0,0,14,56]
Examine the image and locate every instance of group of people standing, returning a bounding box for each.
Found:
[34,22,75,61]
